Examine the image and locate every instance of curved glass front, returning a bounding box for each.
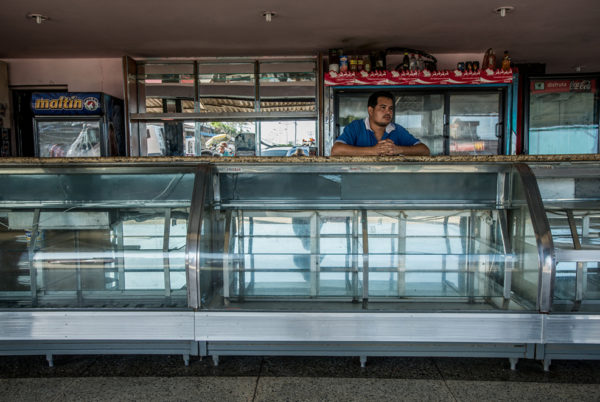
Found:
[533,162,600,313]
[0,168,197,308]
[0,161,558,313]
[198,163,543,312]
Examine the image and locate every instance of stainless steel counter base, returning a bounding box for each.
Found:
[196,312,542,343]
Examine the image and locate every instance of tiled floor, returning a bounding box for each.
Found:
[1,355,599,401]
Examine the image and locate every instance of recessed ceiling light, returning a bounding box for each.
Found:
[26,13,49,24]
[263,11,276,22]
[494,6,514,17]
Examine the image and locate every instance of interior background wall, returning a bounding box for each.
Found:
[2,58,123,99]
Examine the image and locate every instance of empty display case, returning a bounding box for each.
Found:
[0,158,598,369]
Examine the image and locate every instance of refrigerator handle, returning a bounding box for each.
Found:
[495,122,503,138]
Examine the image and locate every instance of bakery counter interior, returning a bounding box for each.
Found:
[197,162,545,313]
[0,158,598,314]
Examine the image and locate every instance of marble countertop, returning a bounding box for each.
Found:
[1,154,599,166]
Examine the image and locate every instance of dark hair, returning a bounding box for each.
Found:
[367,91,395,109]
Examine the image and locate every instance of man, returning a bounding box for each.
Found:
[331,91,430,156]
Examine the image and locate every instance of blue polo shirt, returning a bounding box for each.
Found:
[336,118,421,147]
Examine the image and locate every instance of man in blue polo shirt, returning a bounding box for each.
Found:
[331,91,430,156]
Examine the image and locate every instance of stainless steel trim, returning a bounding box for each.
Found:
[222,210,233,301]
[130,111,318,121]
[498,209,513,300]
[237,211,245,300]
[361,210,369,309]
[555,248,600,262]
[163,208,172,297]
[515,163,555,313]
[565,210,586,303]
[310,213,319,297]
[218,201,500,210]
[214,163,510,174]
[0,312,194,341]
[185,166,208,309]
[544,315,600,344]
[195,312,542,343]
[29,208,40,305]
[565,210,582,249]
[496,171,507,207]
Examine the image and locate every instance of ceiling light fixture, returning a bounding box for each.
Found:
[494,6,514,17]
[263,11,276,22]
[27,13,49,24]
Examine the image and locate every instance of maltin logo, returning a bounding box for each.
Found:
[83,97,100,112]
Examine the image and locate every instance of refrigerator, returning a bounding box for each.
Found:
[327,84,517,156]
[526,75,599,155]
[31,92,125,157]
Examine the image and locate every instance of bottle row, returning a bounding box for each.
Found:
[328,48,513,74]
[324,68,514,87]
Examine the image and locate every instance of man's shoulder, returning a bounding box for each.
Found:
[389,123,410,135]
[346,118,367,133]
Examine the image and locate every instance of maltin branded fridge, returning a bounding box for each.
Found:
[31,92,125,157]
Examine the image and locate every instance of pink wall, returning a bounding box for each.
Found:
[2,58,124,99]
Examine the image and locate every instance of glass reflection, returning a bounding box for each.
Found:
[205,208,535,311]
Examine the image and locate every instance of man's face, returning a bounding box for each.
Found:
[368,97,394,127]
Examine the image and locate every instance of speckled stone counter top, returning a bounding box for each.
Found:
[1,154,599,166]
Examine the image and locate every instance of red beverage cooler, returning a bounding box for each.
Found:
[526,75,598,155]
[31,92,125,157]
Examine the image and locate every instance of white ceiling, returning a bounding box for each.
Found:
[1,0,599,73]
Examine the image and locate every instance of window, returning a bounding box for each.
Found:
[130,58,318,157]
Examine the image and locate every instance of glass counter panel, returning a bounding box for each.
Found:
[259,120,317,156]
[259,61,316,113]
[546,209,600,312]
[37,120,101,158]
[141,121,243,156]
[529,79,598,155]
[201,206,536,311]
[0,171,196,308]
[395,94,444,156]
[198,63,255,113]
[336,92,444,155]
[449,93,501,155]
[140,63,195,113]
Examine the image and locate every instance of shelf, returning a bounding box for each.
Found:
[325,69,514,87]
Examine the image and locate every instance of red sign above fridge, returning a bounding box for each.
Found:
[530,79,596,94]
[324,69,514,86]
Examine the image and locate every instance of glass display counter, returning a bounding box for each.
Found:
[0,158,597,369]
[530,162,600,369]
[0,165,199,308]
[198,163,544,313]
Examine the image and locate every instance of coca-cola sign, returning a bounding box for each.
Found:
[531,79,595,94]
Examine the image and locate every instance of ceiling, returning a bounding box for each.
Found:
[1,0,600,73]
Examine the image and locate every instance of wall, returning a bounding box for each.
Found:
[2,58,124,99]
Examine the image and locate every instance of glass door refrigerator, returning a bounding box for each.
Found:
[526,75,599,155]
[327,85,516,156]
[31,92,125,157]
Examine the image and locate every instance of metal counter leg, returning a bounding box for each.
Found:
[212,355,220,366]
[183,354,190,366]
[46,353,54,368]
[543,358,551,372]
[509,357,518,371]
[360,355,367,368]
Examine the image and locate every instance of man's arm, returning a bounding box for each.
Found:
[391,142,430,156]
[331,140,430,156]
[331,141,392,156]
